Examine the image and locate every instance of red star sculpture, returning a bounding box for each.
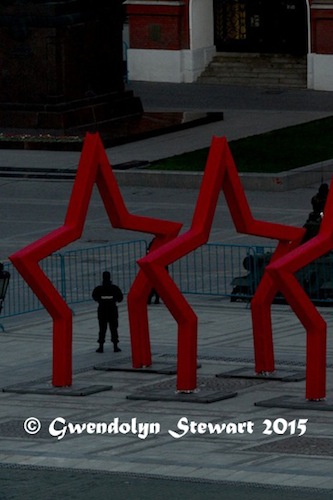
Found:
[266,178,333,400]
[9,133,182,387]
[138,136,304,391]
[250,238,301,376]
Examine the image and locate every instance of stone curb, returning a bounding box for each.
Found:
[114,158,333,191]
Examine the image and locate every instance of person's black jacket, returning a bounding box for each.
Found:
[92,282,123,315]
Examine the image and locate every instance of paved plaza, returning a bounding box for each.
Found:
[0,82,333,498]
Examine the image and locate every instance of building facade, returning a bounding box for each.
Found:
[125,0,333,90]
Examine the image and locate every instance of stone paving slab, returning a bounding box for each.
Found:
[94,361,178,374]
[216,367,306,382]
[94,356,201,375]
[1,465,333,500]
[2,382,113,397]
[126,376,239,404]
[249,436,333,457]
[255,394,333,411]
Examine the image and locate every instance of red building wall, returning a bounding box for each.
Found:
[126,1,190,51]
[311,2,333,54]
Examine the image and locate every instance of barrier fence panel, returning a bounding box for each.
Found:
[2,241,333,321]
[1,254,63,318]
[1,240,148,319]
[169,243,275,298]
[61,240,147,304]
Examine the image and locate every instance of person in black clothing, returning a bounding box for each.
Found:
[0,263,10,314]
[146,239,160,305]
[311,182,329,215]
[92,271,123,353]
[302,183,329,243]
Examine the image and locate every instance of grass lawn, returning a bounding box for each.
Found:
[146,116,333,173]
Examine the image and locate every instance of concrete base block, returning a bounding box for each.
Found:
[2,382,113,397]
[255,394,333,411]
[216,367,305,382]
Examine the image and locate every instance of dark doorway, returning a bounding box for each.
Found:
[214,0,307,54]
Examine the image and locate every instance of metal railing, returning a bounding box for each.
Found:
[2,240,333,321]
[1,240,148,319]
[170,243,273,297]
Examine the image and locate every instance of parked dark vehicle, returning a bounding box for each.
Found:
[230,184,333,305]
[230,248,333,305]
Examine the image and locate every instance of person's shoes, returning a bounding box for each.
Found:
[96,346,104,353]
[114,345,121,352]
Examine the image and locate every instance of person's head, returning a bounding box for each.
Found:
[102,271,111,284]
[318,183,329,198]
[311,196,322,213]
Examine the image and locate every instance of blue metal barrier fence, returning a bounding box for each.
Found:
[2,240,333,321]
[1,240,148,318]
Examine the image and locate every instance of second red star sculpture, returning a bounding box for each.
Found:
[138,136,304,391]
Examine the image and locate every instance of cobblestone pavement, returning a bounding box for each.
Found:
[1,465,333,500]
[0,296,332,498]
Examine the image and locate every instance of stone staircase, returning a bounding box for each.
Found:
[197,52,307,88]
